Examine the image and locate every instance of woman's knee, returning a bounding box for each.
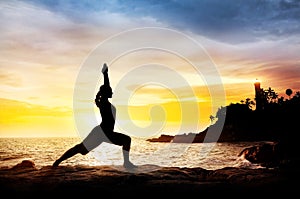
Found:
[74,143,89,155]
[124,135,131,144]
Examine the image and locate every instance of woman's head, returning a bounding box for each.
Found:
[98,85,113,98]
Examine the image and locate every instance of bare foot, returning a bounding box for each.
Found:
[52,160,60,167]
[123,161,137,169]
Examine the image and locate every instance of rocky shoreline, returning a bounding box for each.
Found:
[0,160,298,197]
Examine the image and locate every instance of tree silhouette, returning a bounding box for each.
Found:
[209,115,215,124]
[285,88,293,99]
[241,98,255,109]
[277,96,284,105]
[271,91,278,103]
[265,87,278,103]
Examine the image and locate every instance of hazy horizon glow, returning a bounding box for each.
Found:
[1,0,300,137]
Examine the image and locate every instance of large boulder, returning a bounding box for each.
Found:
[238,143,280,168]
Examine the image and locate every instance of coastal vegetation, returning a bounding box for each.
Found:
[148,85,300,143]
[147,84,300,167]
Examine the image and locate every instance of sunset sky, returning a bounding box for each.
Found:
[1,0,300,138]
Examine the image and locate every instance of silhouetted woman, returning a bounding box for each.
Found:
[53,63,136,169]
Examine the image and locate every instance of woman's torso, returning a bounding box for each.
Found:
[99,100,116,132]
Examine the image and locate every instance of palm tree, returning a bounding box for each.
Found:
[209,115,215,124]
[266,87,275,103]
[244,98,255,109]
[286,88,293,99]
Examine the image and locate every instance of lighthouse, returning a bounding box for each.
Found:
[254,79,263,111]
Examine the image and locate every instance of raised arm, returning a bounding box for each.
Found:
[95,63,110,107]
[102,63,110,86]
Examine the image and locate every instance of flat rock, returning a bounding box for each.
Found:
[0,160,298,197]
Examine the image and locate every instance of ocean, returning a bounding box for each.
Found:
[0,137,268,170]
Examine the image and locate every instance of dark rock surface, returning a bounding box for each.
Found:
[0,160,298,197]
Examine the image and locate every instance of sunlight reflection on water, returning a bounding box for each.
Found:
[0,137,265,170]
